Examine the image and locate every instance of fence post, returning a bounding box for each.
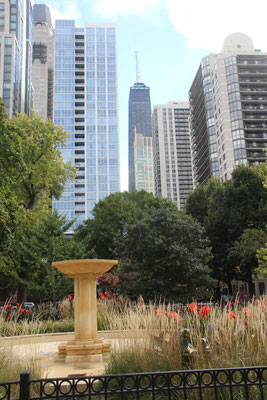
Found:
[19,371,30,400]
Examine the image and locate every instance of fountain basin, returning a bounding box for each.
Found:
[51,259,118,363]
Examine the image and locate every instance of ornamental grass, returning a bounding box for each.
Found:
[101,296,267,374]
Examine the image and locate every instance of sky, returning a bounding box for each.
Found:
[34,0,267,191]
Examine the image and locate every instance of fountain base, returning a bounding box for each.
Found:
[54,338,111,363]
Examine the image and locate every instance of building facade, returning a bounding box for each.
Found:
[189,33,267,187]
[134,133,154,193]
[0,0,33,116]
[128,82,152,191]
[53,20,120,231]
[32,3,54,120]
[152,101,193,209]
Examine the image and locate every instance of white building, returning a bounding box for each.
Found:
[134,133,154,193]
[189,33,267,187]
[152,101,193,209]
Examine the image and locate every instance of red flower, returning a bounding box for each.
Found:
[243,294,247,299]
[68,295,72,300]
[112,293,116,297]
[230,311,238,320]
[243,308,248,314]
[7,314,11,319]
[188,302,198,314]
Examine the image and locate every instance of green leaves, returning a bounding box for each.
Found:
[185,164,267,295]
[75,191,213,302]
[0,100,76,301]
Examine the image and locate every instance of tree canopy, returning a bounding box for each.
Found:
[75,191,214,301]
[185,164,267,296]
[0,100,75,301]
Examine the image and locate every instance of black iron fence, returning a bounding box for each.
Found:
[1,366,266,400]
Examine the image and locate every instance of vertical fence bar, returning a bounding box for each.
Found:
[19,371,30,400]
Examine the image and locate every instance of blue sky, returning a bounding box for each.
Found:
[34,0,267,190]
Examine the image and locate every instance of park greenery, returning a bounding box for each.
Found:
[0,98,266,303]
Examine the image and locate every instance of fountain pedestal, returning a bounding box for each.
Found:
[52,259,118,362]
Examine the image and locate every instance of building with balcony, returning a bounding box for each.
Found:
[32,4,54,120]
[53,21,120,231]
[189,33,267,187]
[152,101,193,209]
[0,0,33,116]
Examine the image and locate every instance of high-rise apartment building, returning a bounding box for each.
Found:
[134,133,154,193]
[53,21,120,231]
[32,4,54,120]
[152,101,193,209]
[0,0,33,116]
[189,33,267,187]
[128,81,152,191]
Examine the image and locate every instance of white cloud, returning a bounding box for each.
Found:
[93,0,161,18]
[164,0,267,51]
[93,0,267,52]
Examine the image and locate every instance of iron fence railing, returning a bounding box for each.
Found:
[0,366,266,400]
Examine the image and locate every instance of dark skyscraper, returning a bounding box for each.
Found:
[128,82,152,191]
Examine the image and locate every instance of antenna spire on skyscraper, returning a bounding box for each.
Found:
[135,51,141,83]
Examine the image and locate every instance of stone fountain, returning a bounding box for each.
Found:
[52,259,118,363]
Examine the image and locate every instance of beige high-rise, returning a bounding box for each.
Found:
[32,4,54,120]
[189,33,267,187]
[152,101,193,209]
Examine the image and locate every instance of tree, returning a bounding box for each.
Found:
[75,190,158,259]
[75,191,214,301]
[0,101,75,300]
[185,164,267,297]
[257,244,267,275]
[21,212,77,302]
[228,228,267,295]
[0,110,75,210]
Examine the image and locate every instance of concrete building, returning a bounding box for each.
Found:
[134,133,154,193]
[53,21,120,231]
[128,81,152,191]
[189,33,267,187]
[152,101,193,209]
[32,4,54,120]
[0,0,33,116]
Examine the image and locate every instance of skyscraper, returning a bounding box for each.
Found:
[128,80,152,192]
[134,133,154,193]
[53,21,120,231]
[189,33,267,187]
[152,101,193,209]
[0,0,33,116]
[32,4,54,120]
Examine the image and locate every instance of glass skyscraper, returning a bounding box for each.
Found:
[53,21,120,231]
[128,82,152,191]
[0,0,33,116]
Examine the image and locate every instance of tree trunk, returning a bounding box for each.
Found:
[227,277,233,296]
[17,284,27,302]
